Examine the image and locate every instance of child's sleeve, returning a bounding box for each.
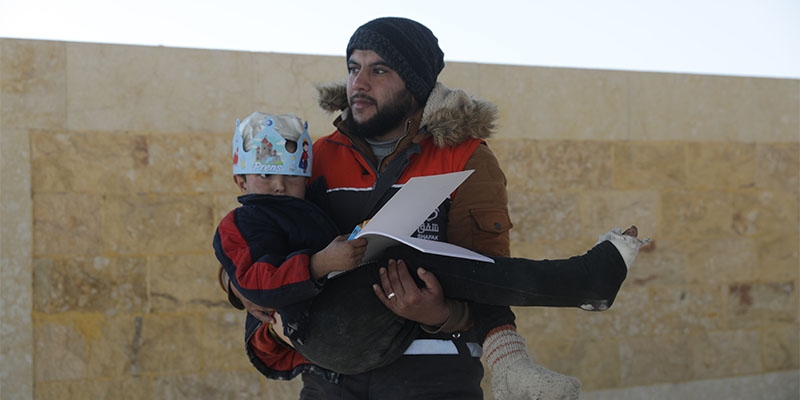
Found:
[214,208,324,309]
[246,320,318,381]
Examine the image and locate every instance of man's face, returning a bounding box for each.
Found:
[346,49,415,140]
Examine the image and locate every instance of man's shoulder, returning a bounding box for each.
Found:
[422,83,498,146]
[416,136,486,169]
[313,130,349,148]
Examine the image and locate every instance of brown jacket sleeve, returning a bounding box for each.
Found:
[432,142,512,333]
[448,142,513,257]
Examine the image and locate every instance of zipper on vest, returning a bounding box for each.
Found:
[377,119,413,172]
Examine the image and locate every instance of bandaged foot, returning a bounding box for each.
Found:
[484,327,581,400]
[596,225,651,269]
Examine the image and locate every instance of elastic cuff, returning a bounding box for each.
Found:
[268,323,293,349]
[420,299,471,333]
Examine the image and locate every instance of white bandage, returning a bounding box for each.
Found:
[596,227,651,269]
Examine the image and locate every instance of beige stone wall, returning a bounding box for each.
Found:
[1,38,798,399]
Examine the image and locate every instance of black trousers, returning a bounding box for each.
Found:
[299,352,484,400]
[290,240,626,376]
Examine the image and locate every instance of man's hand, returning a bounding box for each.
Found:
[310,235,367,279]
[373,259,449,326]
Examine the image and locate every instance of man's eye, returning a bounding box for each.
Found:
[259,174,272,179]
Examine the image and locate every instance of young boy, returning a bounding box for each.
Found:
[214,112,649,381]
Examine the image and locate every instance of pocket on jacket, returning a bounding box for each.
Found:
[469,208,512,235]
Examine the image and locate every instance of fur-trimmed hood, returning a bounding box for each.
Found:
[315,82,498,147]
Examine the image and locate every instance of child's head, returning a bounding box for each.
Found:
[232,112,313,198]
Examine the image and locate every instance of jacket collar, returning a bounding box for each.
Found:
[316,81,498,149]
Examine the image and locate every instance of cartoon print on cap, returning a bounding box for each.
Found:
[233,112,313,177]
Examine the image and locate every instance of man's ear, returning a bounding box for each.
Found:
[233,175,247,193]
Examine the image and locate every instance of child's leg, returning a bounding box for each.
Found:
[293,261,419,375]
[383,240,628,310]
[288,229,642,376]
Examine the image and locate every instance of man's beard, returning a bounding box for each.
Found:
[348,90,416,140]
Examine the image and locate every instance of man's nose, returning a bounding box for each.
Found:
[351,70,369,90]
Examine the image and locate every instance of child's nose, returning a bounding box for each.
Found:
[273,176,285,194]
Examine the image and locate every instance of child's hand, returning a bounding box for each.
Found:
[229,283,277,324]
[310,235,367,279]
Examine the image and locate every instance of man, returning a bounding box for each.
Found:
[308,17,581,400]
[218,113,644,389]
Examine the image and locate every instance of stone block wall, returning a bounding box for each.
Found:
[1,38,798,399]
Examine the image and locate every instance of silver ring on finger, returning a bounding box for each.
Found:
[387,292,396,300]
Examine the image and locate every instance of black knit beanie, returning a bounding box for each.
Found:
[347,17,445,104]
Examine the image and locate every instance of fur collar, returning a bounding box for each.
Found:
[315,82,498,147]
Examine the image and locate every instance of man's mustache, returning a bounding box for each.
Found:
[350,94,377,105]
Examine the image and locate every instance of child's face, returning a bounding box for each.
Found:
[236,174,307,198]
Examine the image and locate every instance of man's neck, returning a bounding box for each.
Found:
[365,136,402,168]
[373,106,423,141]
[371,119,409,142]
